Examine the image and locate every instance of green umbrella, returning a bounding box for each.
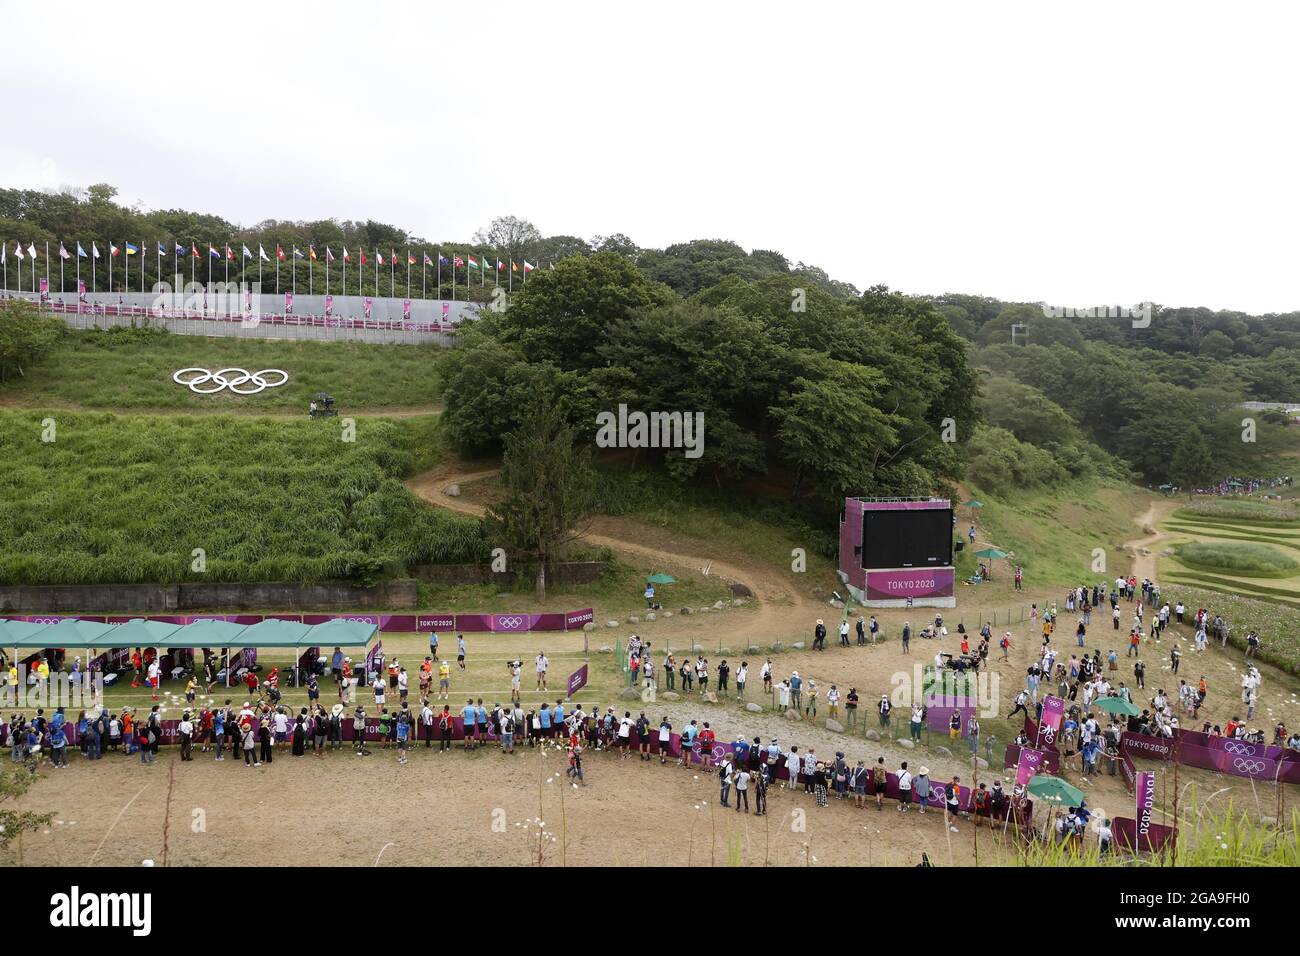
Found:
[1092,695,1140,716]
[962,499,984,508]
[1026,774,1085,806]
[973,548,1009,559]
[645,573,676,585]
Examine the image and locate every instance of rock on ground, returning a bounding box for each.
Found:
[825,718,844,733]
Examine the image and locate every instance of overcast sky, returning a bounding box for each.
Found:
[3,1,1297,314]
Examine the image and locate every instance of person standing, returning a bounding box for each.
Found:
[241,720,259,766]
[753,761,767,816]
[179,712,194,762]
[896,761,913,812]
[734,766,750,813]
[457,634,467,670]
[428,630,439,661]
[735,661,747,700]
[535,651,549,691]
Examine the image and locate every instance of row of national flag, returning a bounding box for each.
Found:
[4,240,540,273]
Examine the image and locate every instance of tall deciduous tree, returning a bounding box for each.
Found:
[488,400,596,601]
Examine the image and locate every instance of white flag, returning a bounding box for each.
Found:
[92,242,100,260]
[258,244,270,262]
[26,242,36,258]
[242,244,253,259]
[15,243,24,261]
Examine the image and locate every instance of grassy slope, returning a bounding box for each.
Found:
[0,329,442,411]
[963,480,1151,586]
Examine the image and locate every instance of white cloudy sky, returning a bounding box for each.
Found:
[3,1,1297,313]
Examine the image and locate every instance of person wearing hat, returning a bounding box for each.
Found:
[240,719,258,766]
[329,703,345,750]
[352,705,368,753]
[813,619,826,651]
[914,766,931,813]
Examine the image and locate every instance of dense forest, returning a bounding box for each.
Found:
[3,183,1298,511]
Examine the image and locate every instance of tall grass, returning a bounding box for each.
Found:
[0,410,486,584]
[1176,499,1300,525]
[1171,541,1299,576]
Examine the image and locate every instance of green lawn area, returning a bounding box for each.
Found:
[0,327,443,411]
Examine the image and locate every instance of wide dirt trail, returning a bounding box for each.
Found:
[1122,497,1180,581]
[406,462,820,641]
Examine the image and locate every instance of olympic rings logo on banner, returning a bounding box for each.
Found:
[496,616,527,630]
[1233,758,1267,776]
[173,367,289,395]
[1223,741,1257,756]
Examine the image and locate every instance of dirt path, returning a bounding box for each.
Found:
[0,398,444,419]
[405,462,818,643]
[1122,498,1180,581]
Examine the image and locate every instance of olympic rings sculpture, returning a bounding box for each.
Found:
[172,367,290,395]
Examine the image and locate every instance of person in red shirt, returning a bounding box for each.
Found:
[243,670,259,695]
[266,666,279,690]
[131,648,143,687]
[699,722,716,767]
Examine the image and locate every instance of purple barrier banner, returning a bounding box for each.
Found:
[1121,731,1300,784]
[3,609,596,635]
[1113,816,1177,854]
[565,608,594,629]
[364,640,383,677]
[1173,728,1298,764]
[567,665,588,697]
[1135,770,1156,839]
[924,701,976,737]
[865,569,955,602]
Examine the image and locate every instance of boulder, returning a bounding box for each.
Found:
[644,612,656,621]
[605,620,619,628]
[934,746,953,759]
[730,582,754,598]
[719,647,731,655]
[733,598,746,607]
[627,616,640,624]
[445,483,461,497]
[784,709,800,721]
[770,642,785,653]
[679,607,693,616]
[663,611,673,618]
[825,718,844,733]
[619,686,641,700]
[791,642,806,650]
[975,757,989,770]
[703,692,718,704]
[661,691,681,701]
[746,703,763,713]
[598,646,613,654]
[865,730,881,742]
[829,599,845,609]
[691,643,705,652]
[582,622,596,633]
[697,607,709,613]
[713,600,726,610]
[897,738,915,749]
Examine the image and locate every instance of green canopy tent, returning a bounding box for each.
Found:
[35,617,117,645]
[972,547,1010,580]
[111,618,184,647]
[242,619,314,685]
[1091,695,1140,717]
[645,573,677,585]
[304,618,380,654]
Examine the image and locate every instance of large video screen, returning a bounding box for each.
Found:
[861,507,953,569]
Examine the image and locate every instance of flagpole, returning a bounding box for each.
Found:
[125,242,129,300]
[60,243,65,294]
[406,250,410,299]
[452,253,456,302]
[422,252,426,299]
[309,252,313,297]
[437,252,441,299]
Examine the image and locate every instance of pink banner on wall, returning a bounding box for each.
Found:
[1037,695,1065,749]
[864,568,955,601]
[1015,746,1045,785]
[324,294,333,317]
[284,292,293,313]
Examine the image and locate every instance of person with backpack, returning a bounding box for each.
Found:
[872,757,889,810]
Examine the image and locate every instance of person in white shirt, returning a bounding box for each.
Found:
[1097,818,1113,854]
[535,652,549,690]
[617,712,634,758]
[719,755,734,806]
[735,663,747,700]
[734,768,751,812]
[896,761,913,812]
[657,718,672,765]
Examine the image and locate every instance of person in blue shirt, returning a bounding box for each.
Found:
[395,713,410,764]
[553,700,566,732]
[462,700,478,750]
[50,727,68,768]
[733,736,750,764]
[538,702,552,738]
[475,700,489,739]
[213,709,226,760]
[429,631,439,660]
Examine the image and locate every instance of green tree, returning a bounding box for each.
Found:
[487,400,596,601]
[0,302,63,383]
[1169,426,1214,494]
[0,763,54,853]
